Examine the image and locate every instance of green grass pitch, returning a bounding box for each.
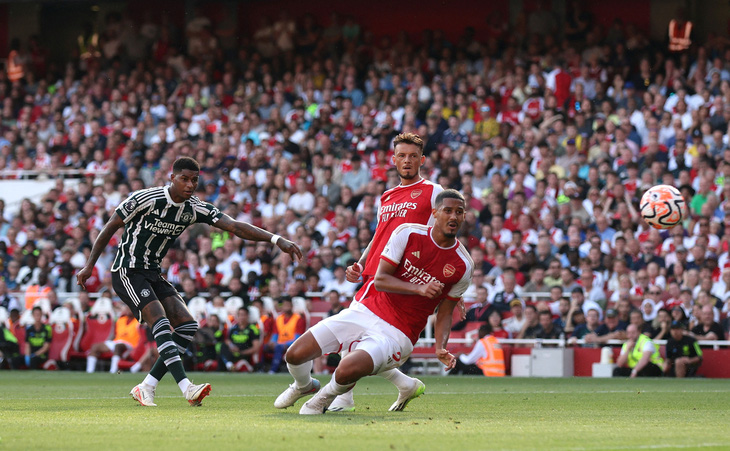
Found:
[1,372,728,450]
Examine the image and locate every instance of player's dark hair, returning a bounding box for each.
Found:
[32,306,42,314]
[172,157,200,173]
[434,189,465,208]
[393,132,424,154]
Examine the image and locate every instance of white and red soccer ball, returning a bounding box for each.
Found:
[640,185,687,230]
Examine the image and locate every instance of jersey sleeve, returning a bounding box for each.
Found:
[380,224,412,267]
[250,324,260,339]
[427,184,445,227]
[642,341,656,354]
[446,263,473,301]
[691,339,703,359]
[430,183,445,208]
[192,198,223,225]
[116,190,152,224]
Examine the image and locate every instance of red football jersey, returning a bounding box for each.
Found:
[362,179,443,278]
[357,224,473,344]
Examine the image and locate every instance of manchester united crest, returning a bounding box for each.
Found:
[443,264,455,278]
[181,212,192,223]
[411,189,422,199]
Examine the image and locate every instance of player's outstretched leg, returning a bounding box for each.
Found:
[300,350,373,415]
[275,331,323,409]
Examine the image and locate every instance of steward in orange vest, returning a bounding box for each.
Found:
[268,297,305,373]
[449,324,506,376]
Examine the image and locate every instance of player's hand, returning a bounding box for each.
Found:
[457,299,466,321]
[436,348,456,370]
[76,265,92,290]
[418,280,443,299]
[346,262,363,283]
[277,238,303,261]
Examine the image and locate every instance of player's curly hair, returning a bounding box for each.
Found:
[172,157,200,173]
[393,132,424,153]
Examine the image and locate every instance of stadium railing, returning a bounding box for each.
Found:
[414,337,730,350]
[0,169,110,178]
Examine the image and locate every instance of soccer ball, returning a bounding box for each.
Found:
[640,185,687,229]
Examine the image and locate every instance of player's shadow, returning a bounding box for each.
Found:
[264,411,415,424]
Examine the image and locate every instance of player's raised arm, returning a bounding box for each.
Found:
[77,211,124,290]
[213,213,303,261]
[434,298,458,370]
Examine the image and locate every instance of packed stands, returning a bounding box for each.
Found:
[1,3,730,376]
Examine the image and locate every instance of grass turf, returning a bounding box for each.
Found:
[0,372,728,450]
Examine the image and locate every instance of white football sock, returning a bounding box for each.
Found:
[287,361,314,389]
[321,371,355,397]
[110,356,121,373]
[86,356,97,373]
[178,378,192,393]
[380,369,414,391]
[143,374,159,388]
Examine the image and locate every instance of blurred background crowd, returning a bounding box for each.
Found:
[0,0,729,374]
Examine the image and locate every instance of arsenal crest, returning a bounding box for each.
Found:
[443,264,455,277]
[411,189,422,199]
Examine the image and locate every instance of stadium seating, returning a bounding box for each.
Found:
[248,305,261,323]
[117,333,151,372]
[292,296,310,328]
[187,297,208,322]
[68,315,114,360]
[33,298,52,317]
[11,324,25,355]
[18,310,34,327]
[225,296,245,317]
[90,298,115,319]
[45,308,75,369]
[260,297,278,319]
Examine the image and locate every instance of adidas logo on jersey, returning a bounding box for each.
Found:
[151,210,161,216]
[411,251,420,258]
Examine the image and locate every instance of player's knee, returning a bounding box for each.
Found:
[334,365,361,385]
[334,359,370,385]
[284,345,305,365]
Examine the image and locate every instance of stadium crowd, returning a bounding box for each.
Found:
[1,4,730,374]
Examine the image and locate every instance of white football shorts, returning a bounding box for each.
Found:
[309,301,413,374]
